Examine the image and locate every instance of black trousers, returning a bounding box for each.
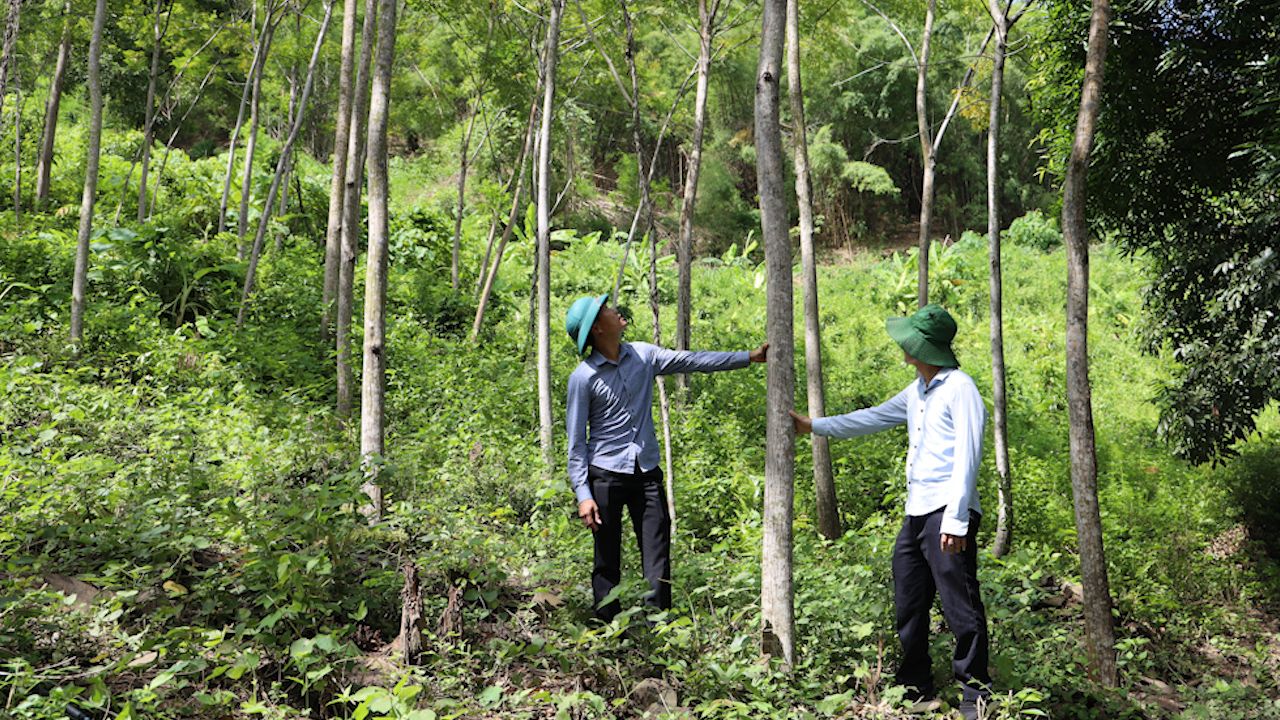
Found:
[892,508,991,702]
[588,462,671,621]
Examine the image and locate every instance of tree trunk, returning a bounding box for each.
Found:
[9,6,19,220]
[69,0,107,344]
[321,0,359,342]
[987,0,1012,558]
[35,0,70,207]
[471,82,539,341]
[535,0,564,476]
[756,0,796,668]
[674,0,718,391]
[219,7,274,234]
[914,0,936,308]
[360,0,398,520]
[238,13,279,250]
[237,0,335,328]
[1062,0,1116,687]
[397,560,423,663]
[786,0,839,540]
[0,0,20,122]
[137,0,169,223]
[337,0,377,418]
[450,103,478,291]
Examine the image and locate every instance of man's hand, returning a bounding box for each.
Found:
[578,499,602,532]
[940,533,967,554]
[749,343,769,363]
[788,410,813,435]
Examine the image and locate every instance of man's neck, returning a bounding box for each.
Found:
[596,337,622,362]
[918,364,943,386]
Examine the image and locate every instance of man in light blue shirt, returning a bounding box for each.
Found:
[791,304,991,719]
[565,293,767,622]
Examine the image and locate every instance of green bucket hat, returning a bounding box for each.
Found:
[886,303,960,368]
[565,293,609,355]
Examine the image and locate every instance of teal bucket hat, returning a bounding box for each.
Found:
[565,293,609,355]
[886,303,960,368]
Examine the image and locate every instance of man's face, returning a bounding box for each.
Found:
[903,351,925,373]
[592,305,627,342]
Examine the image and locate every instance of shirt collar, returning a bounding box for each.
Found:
[588,342,632,368]
[919,367,955,394]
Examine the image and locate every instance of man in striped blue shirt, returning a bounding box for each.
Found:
[564,293,767,623]
[791,304,991,719]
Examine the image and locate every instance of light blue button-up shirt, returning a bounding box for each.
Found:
[812,368,986,536]
[566,342,751,502]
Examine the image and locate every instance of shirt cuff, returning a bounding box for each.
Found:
[810,417,831,437]
[573,483,594,503]
[940,514,970,537]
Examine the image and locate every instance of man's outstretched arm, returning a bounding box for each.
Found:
[647,342,768,375]
[791,386,910,438]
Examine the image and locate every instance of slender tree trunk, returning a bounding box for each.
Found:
[360,0,398,520]
[322,0,359,342]
[238,0,335,328]
[471,83,538,341]
[11,47,20,220]
[786,0,839,540]
[914,0,936,308]
[0,0,20,122]
[535,0,564,476]
[220,7,274,234]
[35,1,70,207]
[987,1,1013,558]
[1062,0,1116,687]
[337,0,377,418]
[451,103,478,291]
[69,0,107,345]
[675,0,718,390]
[238,14,279,250]
[756,0,796,668]
[137,0,168,223]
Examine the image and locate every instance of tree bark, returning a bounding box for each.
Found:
[1062,0,1116,687]
[756,0,796,668]
[321,0,359,342]
[450,103,478,291]
[987,0,1012,558]
[337,0,377,418]
[787,0,840,540]
[238,12,279,250]
[397,560,423,663]
[137,0,170,223]
[219,6,275,234]
[0,0,20,122]
[535,0,564,477]
[914,0,936,308]
[471,81,539,341]
[9,4,19,220]
[360,0,398,520]
[237,0,335,328]
[35,0,70,207]
[674,0,718,392]
[69,0,107,344]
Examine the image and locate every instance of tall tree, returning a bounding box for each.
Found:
[673,0,722,390]
[1062,0,1116,686]
[0,0,20,122]
[360,0,398,520]
[336,0,377,418]
[219,5,276,234]
[35,0,71,207]
[69,0,108,344]
[535,0,565,476]
[320,0,359,342]
[237,7,280,250]
[786,0,839,540]
[136,0,171,223]
[8,0,19,220]
[987,0,1025,558]
[756,0,796,668]
[237,0,335,327]
[912,0,937,307]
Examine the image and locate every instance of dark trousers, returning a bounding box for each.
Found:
[892,508,991,702]
[588,463,671,621]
